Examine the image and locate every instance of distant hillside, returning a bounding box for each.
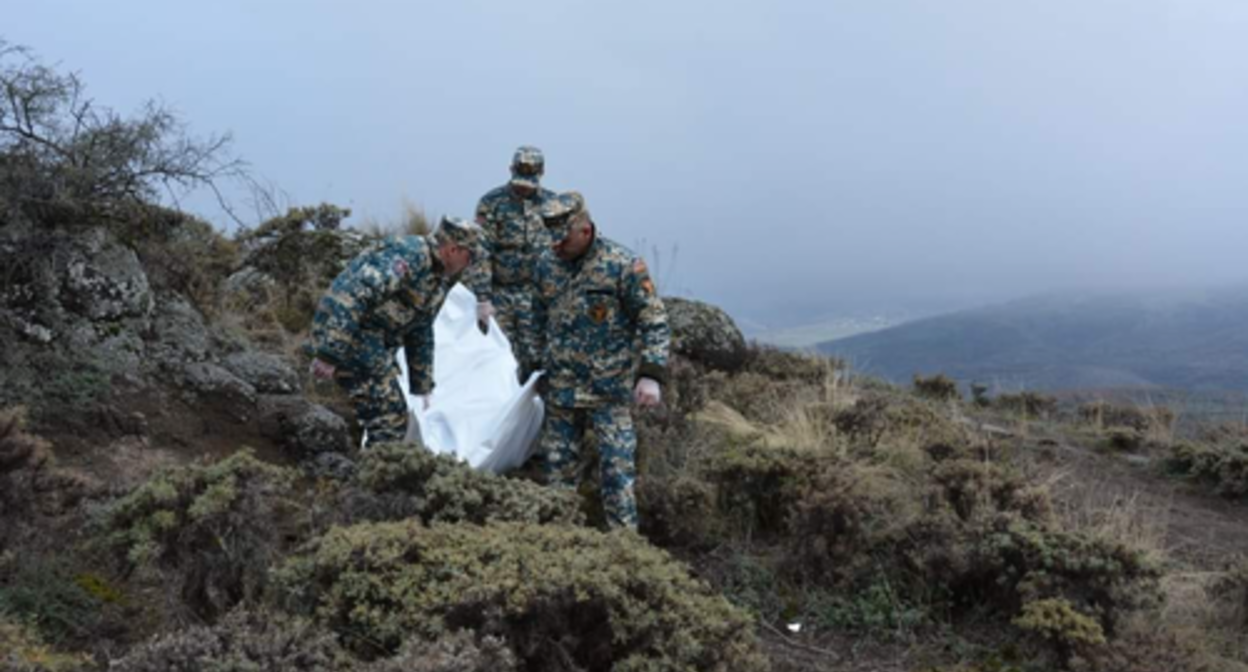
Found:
[818,286,1248,392]
[746,314,906,349]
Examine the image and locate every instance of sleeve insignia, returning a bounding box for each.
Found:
[632,258,648,275]
[589,302,610,324]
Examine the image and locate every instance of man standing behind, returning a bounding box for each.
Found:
[464,146,556,379]
[533,192,669,530]
[308,217,483,446]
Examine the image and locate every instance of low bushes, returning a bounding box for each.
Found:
[1166,441,1248,498]
[992,391,1059,419]
[110,609,346,672]
[1077,401,1174,434]
[276,521,767,671]
[913,373,961,401]
[98,449,301,620]
[343,441,583,526]
[0,615,91,672]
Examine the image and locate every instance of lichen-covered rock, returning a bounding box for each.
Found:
[181,362,257,421]
[663,296,747,371]
[146,295,212,370]
[222,266,278,309]
[59,227,153,321]
[286,403,352,458]
[222,351,300,395]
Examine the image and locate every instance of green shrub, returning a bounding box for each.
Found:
[705,443,819,536]
[1104,428,1145,452]
[811,576,928,634]
[277,521,767,671]
[833,395,892,448]
[235,204,365,333]
[742,345,836,384]
[344,442,583,526]
[1166,441,1248,498]
[0,558,104,645]
[965,514,1162,635]
[362,631,517,672]
[776,441,1154,651]
[914,373,961,402]
[992,392,1058,420]
[0,615,91,672]
[123,207,240,314]
[930,459,1052,524]
[1077,401,1174,434]
[111,609,347,672]
[788,462,920,585]
[99,450,301,620]
[636,475,720,548]
[1012,597,1106,656]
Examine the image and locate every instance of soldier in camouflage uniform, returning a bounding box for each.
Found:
[308,217,484,446]
[532,192,670,530]
[463,146,557,380]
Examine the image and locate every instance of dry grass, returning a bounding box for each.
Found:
[355,198,431,238]
[695,361,852,454]
[1047,474,1173,559]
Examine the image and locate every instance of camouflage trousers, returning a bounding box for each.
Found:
[539,404,638,530]
[493,284,538,380]
[335,356,408,447]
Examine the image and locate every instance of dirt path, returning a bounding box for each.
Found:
[1010,424,1248,569]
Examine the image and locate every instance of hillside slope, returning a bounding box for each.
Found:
[819,287,1248,391]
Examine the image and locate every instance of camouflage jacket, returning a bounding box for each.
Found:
[309,235,448,394]
[462,185,556,300]
[534,235,670,408]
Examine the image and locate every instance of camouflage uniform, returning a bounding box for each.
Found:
[309,235,449,445]
[533,213,670,529]
[463,146,556,379]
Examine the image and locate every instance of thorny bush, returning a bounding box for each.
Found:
[277,520,768,671]
[343,441,584,526]
[99,449,301,621]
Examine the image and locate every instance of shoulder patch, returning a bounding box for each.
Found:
[632,258,648,275]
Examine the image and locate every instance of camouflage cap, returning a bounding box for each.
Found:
[540,191,587,237]
[436,215,485,260]
[509,146,545,191]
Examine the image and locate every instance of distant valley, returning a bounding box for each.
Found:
[744,314,907,349]
[814,286,1248,394]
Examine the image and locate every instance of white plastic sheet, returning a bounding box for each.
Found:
[396,284,544,473]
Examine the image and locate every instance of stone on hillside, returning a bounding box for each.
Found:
[663,296,747,372]
[222,266,277,308]
[146,295,212,370]
[286,403,352,457]
[259,397,352,460]
[222,351,300,395]
[182,362,257,421]
[60,227,153,321]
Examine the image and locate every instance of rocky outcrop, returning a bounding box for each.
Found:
[222,351,300,395]
[145,294,213,371]
[0,222,354,473]
[663,297,748,372]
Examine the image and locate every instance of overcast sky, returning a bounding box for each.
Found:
[13,1,1248,327]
